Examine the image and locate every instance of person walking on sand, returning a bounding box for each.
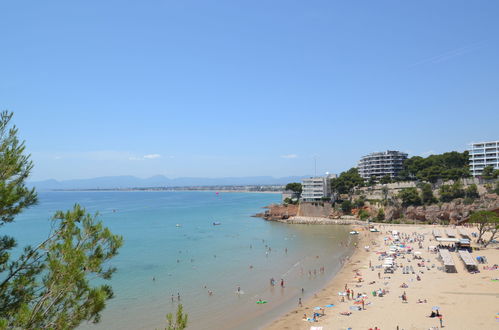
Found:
[280,278,284,288]
[298,297,302,307]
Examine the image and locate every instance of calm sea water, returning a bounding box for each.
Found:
[4,191,353,329]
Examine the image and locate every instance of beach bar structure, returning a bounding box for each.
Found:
[445,229,457,237]
[438,249,457,273]
[458,250,478,272]
[433,229,442,238]
[457,228,470,239]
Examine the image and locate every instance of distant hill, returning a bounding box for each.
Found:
[28,175,308,190]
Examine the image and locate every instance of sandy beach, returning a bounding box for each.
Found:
[266,223,499,330]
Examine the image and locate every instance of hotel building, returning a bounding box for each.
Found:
[358,150,408,180]
[468,141,499,177]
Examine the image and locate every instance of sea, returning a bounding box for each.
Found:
[4,191,354,329]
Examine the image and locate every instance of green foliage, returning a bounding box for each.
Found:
[283,197,298,205]
[0,111,38,226]
[340,200,352,214]
[0,112,123,329]
[398,187,422,207]
[397,151,470,183]
[330,168,364,199]
[9,206,123,329]
[358,209,369,220]
[379,175,392,184]
[481,165,498,180]
[285,182,302,194]
[468,210,499,247]
[421,183,437,205]
[353,196,365,208]
[166,304,188,330]
[465,184,479,199]
[367,176,377,186]
[439,181,465,202]
[494,182,499,195]
[376,208,385,221]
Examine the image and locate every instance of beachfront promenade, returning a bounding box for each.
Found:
[267,223,499,330]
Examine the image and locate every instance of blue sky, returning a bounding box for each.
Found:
[1,1,498,181]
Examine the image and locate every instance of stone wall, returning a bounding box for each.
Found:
[297,202,336,218]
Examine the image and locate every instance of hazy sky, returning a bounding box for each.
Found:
[1,1,498,181]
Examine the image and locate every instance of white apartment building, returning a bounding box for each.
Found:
[358,150,408,180]
[468,140,499,176]
[301,174,336,201]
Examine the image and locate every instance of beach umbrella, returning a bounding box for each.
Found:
[432,306,440,311]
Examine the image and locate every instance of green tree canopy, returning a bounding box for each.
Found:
[330,168,364,199]
[468,210,499,247]
[379,175,392,184]
[398,187,422,207]
[0,112,123,329]
[465,184,479,199]
[481,165,498,180]
[340,200,352,214]
[285,182,302,193]
[397,151,470,183]
[439,181,465,203]
[421,183,437,205]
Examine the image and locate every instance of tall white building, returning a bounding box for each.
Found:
[358,150,408,180]
[468,141,499,176]
[301,174,336,201]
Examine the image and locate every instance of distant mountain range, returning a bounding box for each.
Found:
[28,175,309,190]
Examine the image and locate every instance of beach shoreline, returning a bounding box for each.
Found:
[265,223,499,330]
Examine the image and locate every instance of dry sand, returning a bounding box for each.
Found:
[266,224,499,330]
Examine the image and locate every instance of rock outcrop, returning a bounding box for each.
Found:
[385,194,499,224]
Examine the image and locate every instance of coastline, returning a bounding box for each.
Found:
[264,223,499,330]
[263,226,368,330]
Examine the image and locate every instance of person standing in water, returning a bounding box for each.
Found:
[280,279,284,288]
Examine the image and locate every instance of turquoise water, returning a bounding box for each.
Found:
[4,191,353,329]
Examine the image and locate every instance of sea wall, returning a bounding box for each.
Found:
[297,202,335,218]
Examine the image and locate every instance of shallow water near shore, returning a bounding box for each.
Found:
[5,191,353,329]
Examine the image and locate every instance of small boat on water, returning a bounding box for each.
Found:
[213,222,221,226]
[349,231,359,235]
[176,224,182,227]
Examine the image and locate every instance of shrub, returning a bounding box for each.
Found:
[353,197,365,208]
[358,209,369,220]
[341,200,352,214]
[376,208,385,221]
[421,183,437,205]
[465,184,479,199]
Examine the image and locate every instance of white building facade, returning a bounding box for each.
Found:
[301,174,336,201]
[358,150,408,180]
[468,141,499,176]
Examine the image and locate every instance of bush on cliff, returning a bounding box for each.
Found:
[398,187,422,207]
[341,200,352,214]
